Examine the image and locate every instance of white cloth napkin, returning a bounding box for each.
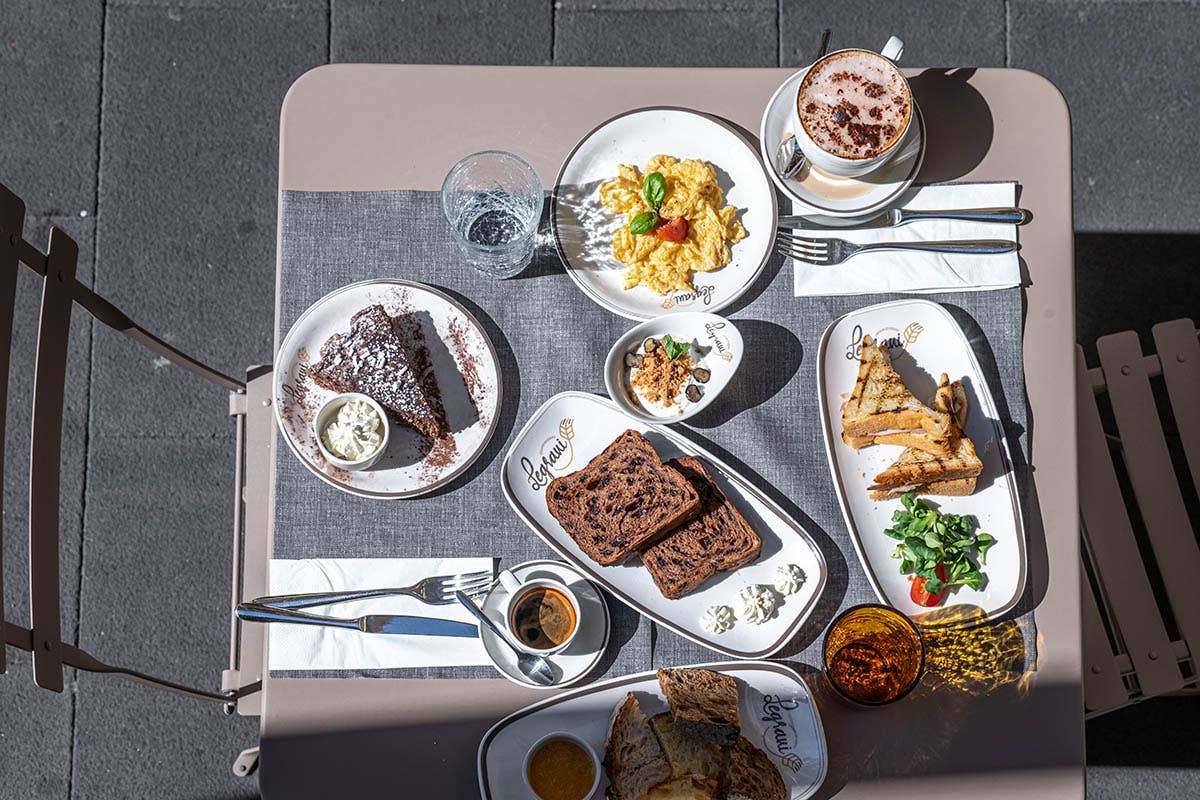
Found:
[791,181,1021,296]
[266,557,495,671]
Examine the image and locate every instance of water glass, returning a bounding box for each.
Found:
[823,603,925,705]
[441,150,543,278]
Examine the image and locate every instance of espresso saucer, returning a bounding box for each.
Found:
[758,67,926,223]
[478,559,610,690]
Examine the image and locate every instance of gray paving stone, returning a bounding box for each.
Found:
[0,216,93,800]
[555,2,777,66]
[73,434,258,800]
[332,0,552,64]
[1087,766,1200,799]
[92,3,327,440]
[780,0,1005,68]
[1010,1,1200,233]
[0,1,103,218]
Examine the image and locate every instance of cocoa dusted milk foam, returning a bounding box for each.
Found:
[797,49,912,160]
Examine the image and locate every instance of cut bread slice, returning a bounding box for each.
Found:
[648,713,725,797]
[605,692,672,800]
[724,736,786,800]
[868,476,977,501]
[868,435,983,498]
[641,457,762,599]
[843,374,969,454]
[646,777,716,799]
[546,430,701,566]
[842,335,952,444]
[656,668,740,745]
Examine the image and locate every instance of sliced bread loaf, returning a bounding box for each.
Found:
[641,457,762,599]
[547,430,701,566]
[649,712,726,795]
[604,692,672,800]
[656,668,740,746]
[724,736,786,800]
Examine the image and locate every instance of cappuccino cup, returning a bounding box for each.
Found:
[790,37,913,178]
[498,570,582,655]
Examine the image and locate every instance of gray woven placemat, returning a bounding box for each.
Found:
[273,189,1035,680]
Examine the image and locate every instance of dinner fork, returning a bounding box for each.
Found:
[245,570,495,610]
[776,232,1016,266]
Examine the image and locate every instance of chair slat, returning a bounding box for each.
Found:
[1098,332,1200,676]
[1152,320,1200,500]
[1076,347,1182,697]
[1081,554,1130,712]
[0,186,24,675]
[28,227,78,692]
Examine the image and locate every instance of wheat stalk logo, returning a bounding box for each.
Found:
[780,753,803,773]
[557,418,575,468]
[661,297,675,309]
[903,322,925,345]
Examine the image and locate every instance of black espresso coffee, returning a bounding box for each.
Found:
[797,49,912,160]
[510,586,577,650]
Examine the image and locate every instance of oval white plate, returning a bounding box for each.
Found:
[759,68,925,223]
[604,312,743,424]
[478,660,828,800]
[479,560,610,690]
[500,392,827,659]
[817,299,1027,624]
[552,106,777,320]
[274,279,502,499]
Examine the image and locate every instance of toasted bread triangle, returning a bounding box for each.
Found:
[842,336,951,441]
[869,434,983,492]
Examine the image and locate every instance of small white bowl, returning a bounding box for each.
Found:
[313,392,390,471]
[522,731,602,800]
[604,312,743,424]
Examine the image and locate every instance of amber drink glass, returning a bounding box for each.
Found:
[823,604,925,706]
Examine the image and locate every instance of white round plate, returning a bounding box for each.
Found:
[604,312,743,424]
[479,560,610,690]
[553,106,777,320]
[759,68,925,223]
[274,279,501,499]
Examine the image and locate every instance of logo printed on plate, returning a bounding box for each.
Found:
[759,694,803,772]
[844,321,925,360]
[704,320,735,362]
[521,418,577,491]
[661,283,715,310]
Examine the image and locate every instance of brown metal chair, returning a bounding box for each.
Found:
[1078,319,1200,714]
[0,182,272,773]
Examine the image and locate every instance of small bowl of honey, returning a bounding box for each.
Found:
[523,731,601,800]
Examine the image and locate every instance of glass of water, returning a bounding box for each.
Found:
[441,150,544,278]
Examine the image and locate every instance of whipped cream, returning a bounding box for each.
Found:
[773,564,806,595]
[322,398,384,461]
[735,585,778,625]
[701,605,735,634]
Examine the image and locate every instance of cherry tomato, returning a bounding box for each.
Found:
[654,216,689,243]
[910,564,947,607]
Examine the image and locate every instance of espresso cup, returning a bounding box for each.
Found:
[789,36,913,178]
[498,570,582,655]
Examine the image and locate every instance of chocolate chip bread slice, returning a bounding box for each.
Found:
[657,668,740,746]
[724,736,786,800]
[641,457,762,599]
[308,305,441,438]
[546,430,701,566]
[604,693,672,800]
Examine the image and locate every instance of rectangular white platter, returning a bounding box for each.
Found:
[501,392,828,659]
[477,661,828,800]
[817,298,1028,624]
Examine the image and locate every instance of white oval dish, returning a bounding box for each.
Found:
[553,106,777,320]
[816,298,1027,626]
[759,67,925,223]
[478,560,610,690]
[478,660,828,800]
[604,312,743,424]
[313,392,391,471]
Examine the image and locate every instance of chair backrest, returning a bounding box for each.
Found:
[1078,319,1200,714]
[0,182,248,705]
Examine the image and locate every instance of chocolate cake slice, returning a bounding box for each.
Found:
[308,305,441,438]
[641,456,762,599]
[546,430,701,566]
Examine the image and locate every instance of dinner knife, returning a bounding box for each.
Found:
[778,207,1029,229]
[236,602,479,637]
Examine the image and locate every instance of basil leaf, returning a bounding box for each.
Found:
[662,334,692,362]
[629,210,659,235]
[643,172,666,211]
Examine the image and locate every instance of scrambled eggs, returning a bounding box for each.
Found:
[598,155,746,295]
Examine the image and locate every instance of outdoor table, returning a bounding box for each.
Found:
[260,65,1080,799]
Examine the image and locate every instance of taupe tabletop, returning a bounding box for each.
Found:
[265,65,1080,799]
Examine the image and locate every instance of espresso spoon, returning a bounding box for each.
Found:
[455,590,557,687]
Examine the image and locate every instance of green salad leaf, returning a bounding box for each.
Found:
[885,493,991,596]
[629,210,659,235]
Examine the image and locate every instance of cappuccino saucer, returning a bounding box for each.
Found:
[478,559,610,690]
[759,67,925,224]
